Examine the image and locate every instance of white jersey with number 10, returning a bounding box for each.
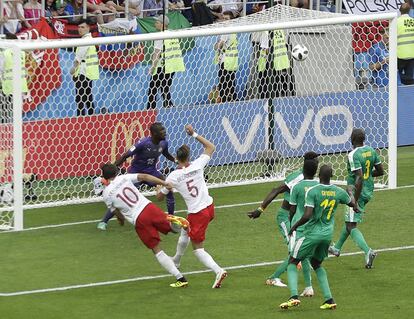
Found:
[162,154,213,214]
[103,174,151,225]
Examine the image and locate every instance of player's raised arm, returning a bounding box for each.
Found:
[162,143,177,163]
[185,124,215,157]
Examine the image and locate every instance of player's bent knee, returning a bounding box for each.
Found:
[346,222,357,233]
[289,256,300,265]
[310,258,321,270]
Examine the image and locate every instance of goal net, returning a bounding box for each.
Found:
[0,5,397,230]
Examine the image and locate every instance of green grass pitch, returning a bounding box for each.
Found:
[1,146,413,318]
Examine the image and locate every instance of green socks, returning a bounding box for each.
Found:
[350,228,370,254]
[269,257,289,279]
[334,225,349,251]
[315,267,332,301]
[302,258,312,287]
[287,263,298,297]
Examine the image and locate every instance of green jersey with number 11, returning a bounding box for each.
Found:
[304,184,351,239]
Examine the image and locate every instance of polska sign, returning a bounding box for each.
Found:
[343,0,405,14]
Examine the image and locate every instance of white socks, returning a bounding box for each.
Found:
[193,248,222,274]
[155,250,182,279]
[173,229,190,265]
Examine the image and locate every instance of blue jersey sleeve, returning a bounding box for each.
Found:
[126,140,144,157]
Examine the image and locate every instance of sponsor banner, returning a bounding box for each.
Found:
[272,90,389,157]
[157,101,268,167]
[0,111,156,182]
[343,0,405,14]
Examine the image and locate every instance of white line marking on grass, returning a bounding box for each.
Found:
[2,184,414,234]
[0,201,270,233]
[1,245,413,297]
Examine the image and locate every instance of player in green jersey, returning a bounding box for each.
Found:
[247,152,318,288]
[280,164,358,310]
[288,159,319,297]
[329,128,384,269]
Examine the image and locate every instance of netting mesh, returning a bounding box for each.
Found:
[0,5,392,228]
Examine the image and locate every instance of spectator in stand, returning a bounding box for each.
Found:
[3,0,31,34]
[70,19,100,116]
[312,0,347,13]
[104,0,141,18]
[191,0,215,26]
[246,2,266,99]
[23,0,42,27]
[397,3,414,85]
[290,0,309,9]
[129,0,145,15]
[146,15,186,109]
[209,0,242,20]
[53,0,71,18]
[87,0,117,22]
[143,0,164,17]
[44,0,56,18]
[66,0,85,24]
[169,0,184,11]
[368,27,389,88]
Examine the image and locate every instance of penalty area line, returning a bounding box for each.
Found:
[2,184,414,234]
[1,245,413,297]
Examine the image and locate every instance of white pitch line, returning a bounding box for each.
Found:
[0,200,272,233]
[2,184,414,234]
[1,245,413,297]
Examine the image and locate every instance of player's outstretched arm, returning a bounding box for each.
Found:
[247,184,288,219]
[156,185,167,201]
[185,124,215,157]
[114,151,130,167]
[137,173,172,190]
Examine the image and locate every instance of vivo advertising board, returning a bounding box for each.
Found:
[157,101,268,166]
[272,90,389,157]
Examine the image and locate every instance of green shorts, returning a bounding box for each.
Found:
[290,234,330,262]
[345,197,369,223]
[276,208,290,245]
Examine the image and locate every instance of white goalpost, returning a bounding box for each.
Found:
[0,5,397,230]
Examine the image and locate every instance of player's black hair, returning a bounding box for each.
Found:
[176,145,190,162]
[303,151,319,161]
[101,163,119,180]
[77,18,91,26]
[351,128,366,145]
[150,122,164,135]
[303,159,318,178]
[319,164,333,180]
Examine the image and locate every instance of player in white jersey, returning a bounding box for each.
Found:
[101,163,190,288]
[157,125,227,289]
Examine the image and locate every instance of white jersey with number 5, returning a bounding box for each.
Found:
[161,154,213,214]
[103,174,151,225]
